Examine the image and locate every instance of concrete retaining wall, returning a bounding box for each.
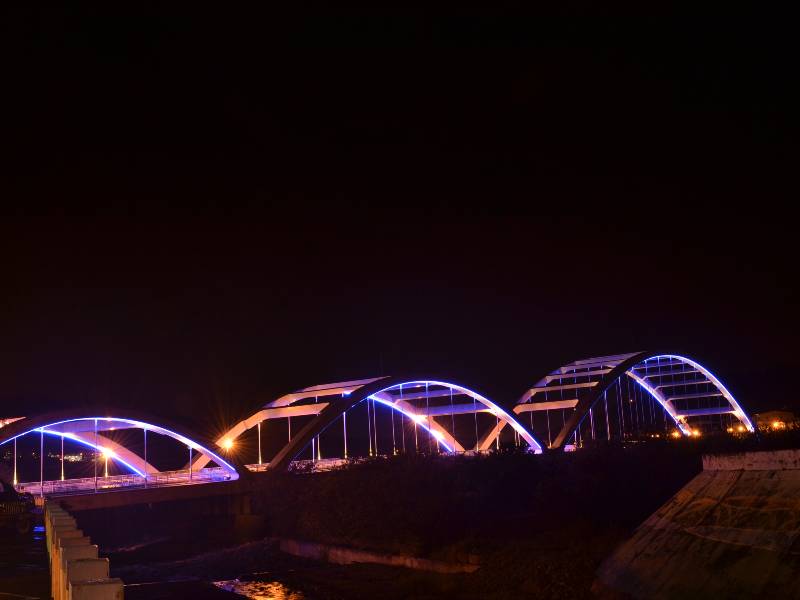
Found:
[596,449,800,598]
[277,537,480,573]
[44,500,124,600]
[703,448,800,471]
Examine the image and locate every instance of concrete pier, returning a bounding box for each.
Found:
[65,559,111,600]
[68,578,124,600]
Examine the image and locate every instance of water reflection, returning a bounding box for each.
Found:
[214,578,305,600]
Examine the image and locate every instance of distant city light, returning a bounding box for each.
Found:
[670,430,681,439]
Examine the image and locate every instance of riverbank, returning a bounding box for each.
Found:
[111,443,708,598]
[11,439,800,598]
[252,444,702,557]
[113,537,472,599]
[113,534,623,599]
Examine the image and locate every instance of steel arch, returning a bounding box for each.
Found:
[190,377,387,471]
[0,409,242,480]
[195,375,543,472]
[269,376,543,471]
[515,351,754,450]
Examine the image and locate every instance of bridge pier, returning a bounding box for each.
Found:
[59,479,264,552]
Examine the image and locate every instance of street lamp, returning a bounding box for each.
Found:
[100,447,114,478]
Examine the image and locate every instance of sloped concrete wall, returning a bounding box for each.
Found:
[702,448,800,471]
[595,450,800,599]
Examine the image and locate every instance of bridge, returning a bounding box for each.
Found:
[0,351,754,501]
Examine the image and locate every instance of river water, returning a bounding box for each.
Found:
[214,579,305,599]
[0,522,49,599]
[2,523,465,599]
[0,519,306,600]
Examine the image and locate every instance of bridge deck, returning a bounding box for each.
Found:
[16,466,232,497]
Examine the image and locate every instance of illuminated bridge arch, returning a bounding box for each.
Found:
[192,376,543,473]
[508,352,754,450]
[0,410,240,495]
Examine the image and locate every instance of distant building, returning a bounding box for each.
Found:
[753,410,797,431]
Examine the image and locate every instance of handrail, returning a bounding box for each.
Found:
[16,466,232,497]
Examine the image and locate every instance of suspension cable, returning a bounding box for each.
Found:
[472,388,478,452]
[367,396,373,457]
[390,394,397,456]
[425,382,432,454]
[400,384,407,454]
[449,387,456,452]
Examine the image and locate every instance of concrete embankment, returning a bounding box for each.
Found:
[595,449,800,599]
[277,537,480,573]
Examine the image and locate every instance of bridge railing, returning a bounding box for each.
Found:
[16,466,232,496]
[244,453,508,475]
[245,458,353,473]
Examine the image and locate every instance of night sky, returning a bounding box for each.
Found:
[1,12,796,438]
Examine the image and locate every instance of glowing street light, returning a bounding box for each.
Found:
[100,447,114,477]
[222,438,234,451]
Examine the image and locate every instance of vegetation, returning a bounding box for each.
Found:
[251,443,709,597]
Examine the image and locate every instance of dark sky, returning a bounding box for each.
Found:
[1,11,796,436]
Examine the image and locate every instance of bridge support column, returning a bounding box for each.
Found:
[39,428,44,497]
